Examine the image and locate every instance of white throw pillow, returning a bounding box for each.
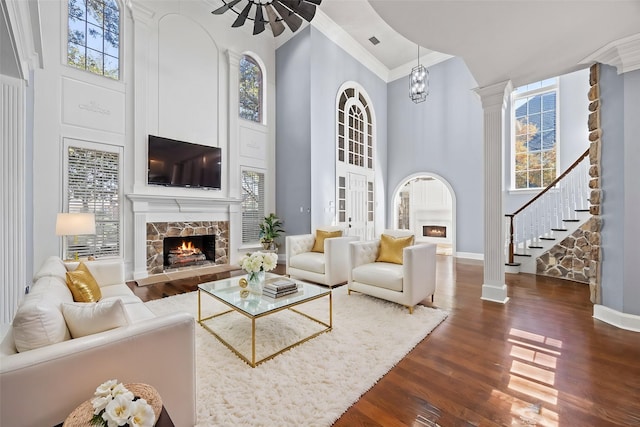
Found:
[13,294,71,352]
[62,299,130,338]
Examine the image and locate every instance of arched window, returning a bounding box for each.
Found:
[67,0,120,79]
[239,55,263,123]
[337,87,373,169]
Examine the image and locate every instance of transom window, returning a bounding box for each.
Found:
[67,0,120,79]
[338,88,373,169]
[239,55,263,123]
[512,78,558,189]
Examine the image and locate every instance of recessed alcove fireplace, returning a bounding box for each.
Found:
[423,225,447,238]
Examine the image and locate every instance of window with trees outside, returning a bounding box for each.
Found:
[67,0,120,79]
[239,55,263,123]
[241,170,265,244]
[65,143,122,259]
[512,78,558,189]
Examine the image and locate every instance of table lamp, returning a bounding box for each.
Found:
[56,213,96,260]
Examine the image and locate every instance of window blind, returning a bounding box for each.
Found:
[66,146,120,259]
[241,170,265,244]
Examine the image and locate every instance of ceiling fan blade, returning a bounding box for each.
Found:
[253,5,266,35]
[279,0,317,22]
[265,4,285,37]
[303,0,322,5]
[232,1,253,27]
[273,1,302,32]
[211,0,243,15]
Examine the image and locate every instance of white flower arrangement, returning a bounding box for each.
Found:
[90,380,155,427]
[239,251,278,274]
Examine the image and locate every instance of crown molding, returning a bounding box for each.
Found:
[581,32,640,74]
[3,0,43,81]
[128,0,156,24]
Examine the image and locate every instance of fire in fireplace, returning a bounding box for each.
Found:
[423,225,447,238]
[163,235,216,269]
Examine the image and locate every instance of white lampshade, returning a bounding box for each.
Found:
[55,213,96,236]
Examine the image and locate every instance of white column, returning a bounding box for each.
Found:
[226,50,242,263]
[475,80,512,304]
[226,50,241,198]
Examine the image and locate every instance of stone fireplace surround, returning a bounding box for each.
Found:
[148,221,227,275]
[127,193,242,280]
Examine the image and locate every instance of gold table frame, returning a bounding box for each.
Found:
[197,279,332,367]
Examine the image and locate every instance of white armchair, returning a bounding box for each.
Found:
[286,227,359,287]
[348,230,437,313]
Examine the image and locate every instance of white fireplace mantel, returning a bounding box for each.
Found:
[126,193,241,213]
[126,192,242,280]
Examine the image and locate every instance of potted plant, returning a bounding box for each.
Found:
[259,213,284,250]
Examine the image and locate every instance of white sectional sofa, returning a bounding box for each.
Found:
[0,256,196,427]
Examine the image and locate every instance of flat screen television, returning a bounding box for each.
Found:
[147,135,221,190]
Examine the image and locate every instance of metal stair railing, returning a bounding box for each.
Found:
[505,148,590,265]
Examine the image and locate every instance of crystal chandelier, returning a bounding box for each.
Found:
[410,45,429,104]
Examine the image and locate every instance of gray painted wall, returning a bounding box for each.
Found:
[600,64,640,316]
[622,69,640,316]
[387,57,484,254]
[276,27,388,236]
[275,26,312,236]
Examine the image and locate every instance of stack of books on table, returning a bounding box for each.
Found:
[263,278,298,298]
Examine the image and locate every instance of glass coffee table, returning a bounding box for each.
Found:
[197,273,332,367]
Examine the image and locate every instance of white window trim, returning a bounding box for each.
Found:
[510,79,560,192]
[62,138,124,258]
[62,0,124,82]
[239,52,267,126]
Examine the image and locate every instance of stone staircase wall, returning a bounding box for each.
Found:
[536,217,599,283]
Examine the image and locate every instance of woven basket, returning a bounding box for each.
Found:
[63,383,162,427]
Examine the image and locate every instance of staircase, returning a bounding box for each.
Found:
[505,148,591,275]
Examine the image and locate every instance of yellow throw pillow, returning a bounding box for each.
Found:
[376,234,415,264]
[65,262,102,302]
[311,230,343,253]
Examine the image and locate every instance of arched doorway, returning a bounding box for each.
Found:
[392,173,456,256]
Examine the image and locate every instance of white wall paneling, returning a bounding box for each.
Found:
[61,77,125,134]
[239,124,268,162]
[157,14,218,146]
[1,75,26,323]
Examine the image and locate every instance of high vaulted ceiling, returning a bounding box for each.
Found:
[356,0,640,87]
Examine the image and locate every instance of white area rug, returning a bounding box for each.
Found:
[145,285,448,427]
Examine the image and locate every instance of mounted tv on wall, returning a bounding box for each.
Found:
[148,135,221,190]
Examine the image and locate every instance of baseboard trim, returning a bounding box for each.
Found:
[593,305,640,332]
[481,284,510,304]
[456,252,483,261]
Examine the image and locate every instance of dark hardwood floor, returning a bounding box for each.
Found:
[128,257,640,427]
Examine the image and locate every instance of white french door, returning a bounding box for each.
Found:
[346,172,368,239]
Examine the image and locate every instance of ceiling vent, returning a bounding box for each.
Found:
[368,36,380,46]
